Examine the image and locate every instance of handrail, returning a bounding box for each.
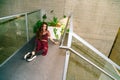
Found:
[0,9,42,67]
[0,9,41,41]
[59,15,120,80]
[113,65,120,76]
[0,9,41,20]
[62,50,70,80]
[72,32,120,70]
[59,15,71,46]
[60,40,119,80]
[60,44,119,80]
[67,15,73,47]
[59,15,73,80]
[69,47,117,80]
[60,30,120,79]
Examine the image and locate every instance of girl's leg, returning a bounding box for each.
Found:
[34,39,43,55]
[36,49,44,55]
[41,42,48,56]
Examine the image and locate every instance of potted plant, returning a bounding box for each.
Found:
[33,14,47,33]
[33,10,68,40]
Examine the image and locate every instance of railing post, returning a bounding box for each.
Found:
[62,50,70,80]
[62,15,73,80]
[39,9,42,20]
[25,13,29,42]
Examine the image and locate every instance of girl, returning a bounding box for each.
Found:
[24,22,58,61]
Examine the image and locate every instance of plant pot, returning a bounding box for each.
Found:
[48,26,62,40]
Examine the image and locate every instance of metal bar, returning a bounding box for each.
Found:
[67,15,73,48]
[59,15,119,79]
[62,50,70,80]
[59,14,119,80]
[39,10,42,20]
[60,15,72,80]
[0,13,25,20]
[69,47,117,80]
[60,45,117,80]
[59,16,71,46]
[0,9,41,20]
[25,13,29,41]
[59,46,69,49]
[113,65,120,76]
[72,32,120,70]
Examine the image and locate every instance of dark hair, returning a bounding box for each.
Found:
[39,22,48,31]
[36,22,48,39]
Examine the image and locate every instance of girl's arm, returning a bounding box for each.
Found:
[48,31,58,45]
[49,37,58,45]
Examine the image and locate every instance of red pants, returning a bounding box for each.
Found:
[35,39,48,56]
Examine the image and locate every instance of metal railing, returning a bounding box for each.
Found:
[59,15,120,80]
[59,15,73,80]
[0,9,42,41]
[0,9,42,67]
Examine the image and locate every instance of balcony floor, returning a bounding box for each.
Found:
[0,41,66,80]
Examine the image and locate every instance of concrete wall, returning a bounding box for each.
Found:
[0,0,65,18]
[0,0,120,56]
[64,0,120,56]
[110,28,120,65]
[0,0,40,17]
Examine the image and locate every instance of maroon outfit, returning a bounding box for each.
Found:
[35,33,49,56]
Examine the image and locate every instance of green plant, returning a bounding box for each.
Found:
[53,28,59,39]
[33,20,42,33]
[48,17,59,26]
[63,15,66,18]
[33,10,67,39]
[47,10,62,27]
[42,14,47,22]
[33,14,47,33]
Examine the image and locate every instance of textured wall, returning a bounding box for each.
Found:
[0,0,65,18]
[0,0,41,17]
[64,0,120,56]
[0,0,120,56]
[110,28,120,65]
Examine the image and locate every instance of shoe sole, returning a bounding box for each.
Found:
[26,55,37,62]
[24,52,31,60]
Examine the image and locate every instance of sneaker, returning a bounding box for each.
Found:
[26,55,36,62]
[26,53,33,59]
[24,52,31,60]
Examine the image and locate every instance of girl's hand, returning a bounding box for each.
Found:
[53,41,59,45]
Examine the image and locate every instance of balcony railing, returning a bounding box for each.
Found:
[0,9,42,66]
[59,15,120,80]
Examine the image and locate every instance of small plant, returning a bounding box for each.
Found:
[33,20,42,33]
[33,14,47,33]
[47,10,62,27]
[42,14,47,22]
[48,16,59,27]
[63,15,66,18]
[53,28,59,39]
[33,10,67,40]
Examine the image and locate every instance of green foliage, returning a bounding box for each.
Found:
[33,10,67,34]
[53,28,59,39]
[33,14,47,33]
[63,15,66,18]
[33,20,42,33]
[42,14,47,22]
[48,16,59,26]
[67,28,69,33]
